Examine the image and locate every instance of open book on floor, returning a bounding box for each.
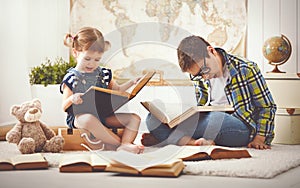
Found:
[141,100,234,128]
[88,144,185,177]
[0,153,48,171]
[66,70,156,118]
[59,153,109,172]
[172,145,251,161]
[95,144,249,176]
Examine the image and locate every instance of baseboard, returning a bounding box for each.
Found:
[0,125,67,141]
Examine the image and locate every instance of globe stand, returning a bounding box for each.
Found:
[267,63,286,73]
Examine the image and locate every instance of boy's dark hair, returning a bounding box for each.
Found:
[177,36,211,72]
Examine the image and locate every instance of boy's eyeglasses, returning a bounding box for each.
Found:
[189,57,211,81]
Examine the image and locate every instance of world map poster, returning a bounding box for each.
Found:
[70,0,247,85]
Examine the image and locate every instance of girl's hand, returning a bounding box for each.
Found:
[72,93,84,104]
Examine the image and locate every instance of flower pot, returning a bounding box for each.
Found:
[31,84,66,126]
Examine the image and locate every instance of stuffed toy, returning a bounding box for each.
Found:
[6,99,64,154]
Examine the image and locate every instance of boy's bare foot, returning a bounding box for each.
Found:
[117,143,144,154]
[194,138,215,146]
[141,133,160,146]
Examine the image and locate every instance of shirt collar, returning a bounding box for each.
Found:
[215,48,239,77]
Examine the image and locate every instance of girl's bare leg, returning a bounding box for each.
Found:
[75,114,121,150]
[105,113,144,154]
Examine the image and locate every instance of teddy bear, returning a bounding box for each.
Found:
[6,99,64,154]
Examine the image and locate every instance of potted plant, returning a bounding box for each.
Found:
[29,57,76,126]
[29,57,76,86]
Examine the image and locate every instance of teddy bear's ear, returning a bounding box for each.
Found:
[32,98,41,107]
[10,105,20,116]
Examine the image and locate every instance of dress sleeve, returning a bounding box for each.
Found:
[101,67,112,85]
[60,72,76,94]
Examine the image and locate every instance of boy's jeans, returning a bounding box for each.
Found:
[146,111,251,147]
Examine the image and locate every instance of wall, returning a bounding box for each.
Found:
[0,1,31,126]
[247,0,299,73]
[0,0,70,126]
[0,0,299,126]
[27,0,70,67]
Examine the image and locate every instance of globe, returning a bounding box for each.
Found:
[262,34,292,73]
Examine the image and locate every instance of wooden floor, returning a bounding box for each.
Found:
[1,166,300,188]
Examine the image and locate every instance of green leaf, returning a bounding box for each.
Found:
[29,56,76,87]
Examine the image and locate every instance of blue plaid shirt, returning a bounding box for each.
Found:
[193,48,277,144]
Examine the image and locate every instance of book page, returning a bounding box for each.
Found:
[0,158,12,164]
[142,100,234,127]
[194,105,234,112]
[98,145,183,171]
[143,100,193,123]
[163,104,234,121]
[129,70,155,98]
[141,161,184,177]
[90,86,130,98]
[173,145,249,159]
[141,100,170,123]
[173,145,217,159]
[11,153,46,165]
[59,154,92,167]
[90,153,110,166]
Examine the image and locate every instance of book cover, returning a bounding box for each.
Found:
[141,100,234,128]
[59,153,109,172]
[173,145,251,161]
[67,70,155,118]
[105,159,184,177]
[0,153,48,171]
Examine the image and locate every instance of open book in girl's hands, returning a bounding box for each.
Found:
[141,99,234,128]
[66,70,155,118]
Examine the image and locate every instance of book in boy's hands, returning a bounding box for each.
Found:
[141,100,234,128]
[173,145,251,161]
[67,70,156,118]
[94,145,185,177]
[0,153,48,171]
[59,153,109,172]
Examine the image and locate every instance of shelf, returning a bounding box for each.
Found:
[263,73,300,80]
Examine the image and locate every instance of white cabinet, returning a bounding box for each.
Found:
[264,73,300,144]
[265,74,300,108]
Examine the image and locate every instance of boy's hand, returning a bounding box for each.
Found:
[72,93,84,104]
[247,135,271,150]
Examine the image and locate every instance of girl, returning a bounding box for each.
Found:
[60,27,144,154]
